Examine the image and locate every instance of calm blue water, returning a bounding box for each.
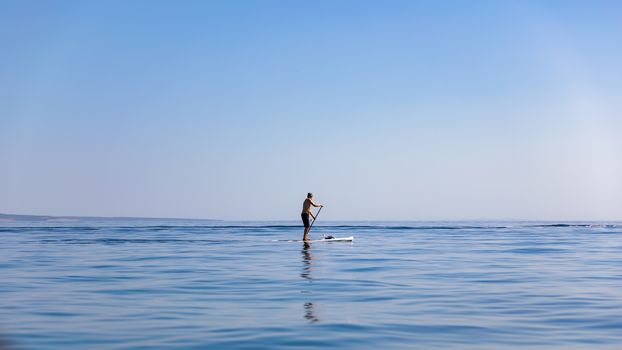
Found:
[1,221,622,349]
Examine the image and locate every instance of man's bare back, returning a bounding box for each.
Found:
[302,198,319,216]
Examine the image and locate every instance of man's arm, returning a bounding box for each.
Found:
[310,200,324,208]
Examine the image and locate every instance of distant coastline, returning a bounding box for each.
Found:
[0,213,220,223]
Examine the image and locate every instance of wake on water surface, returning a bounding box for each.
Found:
[271,236,354,243]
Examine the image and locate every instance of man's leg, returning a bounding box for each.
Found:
[303,226,310,241]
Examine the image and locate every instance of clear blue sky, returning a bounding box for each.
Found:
[1,0,621,220]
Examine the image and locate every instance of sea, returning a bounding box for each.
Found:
[1,220,621,349]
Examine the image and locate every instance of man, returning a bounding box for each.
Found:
[301,192,323,241]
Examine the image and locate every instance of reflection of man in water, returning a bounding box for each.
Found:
[304,302,319,323]
[301,243,319,322]
[301,242,312,280]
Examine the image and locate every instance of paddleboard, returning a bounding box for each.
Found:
[272,236,354,243]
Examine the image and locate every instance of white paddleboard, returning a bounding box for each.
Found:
[272,236,354,243]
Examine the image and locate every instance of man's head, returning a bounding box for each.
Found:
[307,192,313,198]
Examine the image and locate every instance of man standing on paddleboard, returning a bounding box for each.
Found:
[302,193,323,241]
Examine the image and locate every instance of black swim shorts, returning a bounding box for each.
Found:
[301,213,310,228]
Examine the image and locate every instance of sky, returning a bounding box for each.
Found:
[1,0,621,221]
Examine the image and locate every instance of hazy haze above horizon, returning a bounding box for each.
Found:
[1,0,621,221]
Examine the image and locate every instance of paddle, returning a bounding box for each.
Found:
[308,206,323,234]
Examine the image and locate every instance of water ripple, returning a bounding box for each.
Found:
[1,221,621,349]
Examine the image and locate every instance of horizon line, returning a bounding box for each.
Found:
[1,212,621,223]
